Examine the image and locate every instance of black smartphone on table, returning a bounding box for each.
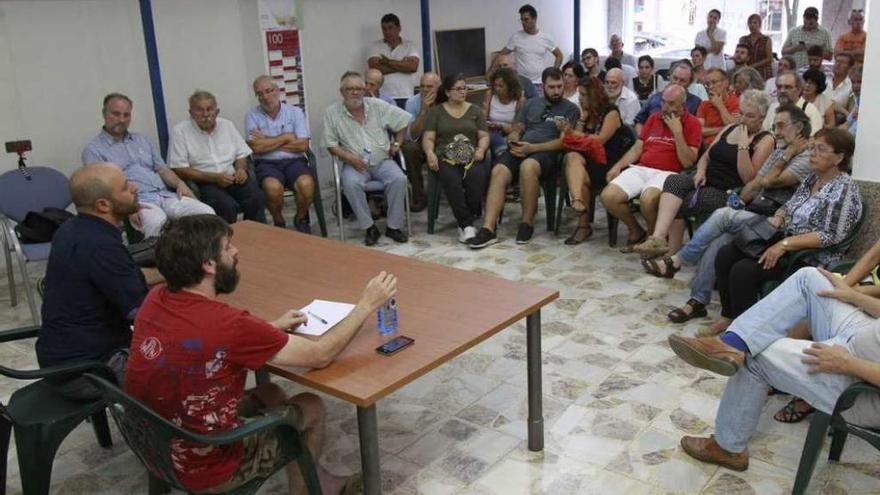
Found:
[376,336,414,356]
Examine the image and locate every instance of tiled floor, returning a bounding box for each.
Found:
[2,197,878,494]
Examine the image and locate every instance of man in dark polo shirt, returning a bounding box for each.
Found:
[36,162,150,399]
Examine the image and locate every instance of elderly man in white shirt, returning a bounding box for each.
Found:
[604,68,640,126]
[168,90,265,224]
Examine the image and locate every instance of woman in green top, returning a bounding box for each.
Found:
[422,74,490,243]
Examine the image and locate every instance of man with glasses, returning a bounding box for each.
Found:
[246,76,315,233]
[498,4,563,85]
[580,47,603,80]
[633,62,702,134]
[324,71,411,246]
[697,69,740,145]
[762,70,823,136]
[605,68,640,126]
[169,90,265,225]
[835,10,867,64]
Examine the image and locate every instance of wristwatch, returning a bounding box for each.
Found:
[737,145,749,151]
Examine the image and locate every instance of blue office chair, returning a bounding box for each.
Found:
[0,166,71,325]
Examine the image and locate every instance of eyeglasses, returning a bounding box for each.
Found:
[450,86,468,92]
[770,121,790,131]
[343,86,365,93]
[808,143,835,154]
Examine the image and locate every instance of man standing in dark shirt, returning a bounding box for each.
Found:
[37,162,150,399]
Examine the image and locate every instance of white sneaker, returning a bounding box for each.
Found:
[458,226,477,243]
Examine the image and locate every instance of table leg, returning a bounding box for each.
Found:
[357,405,382,495]
[527,309,544,451]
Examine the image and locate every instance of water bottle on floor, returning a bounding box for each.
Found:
[377,298,398,336]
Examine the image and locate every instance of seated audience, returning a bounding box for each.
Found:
[668,255,880,471]
[763,70,823,136]
[561,60,585,105]
[600,85,701,252]
[730,43,751,73]
[696,68,741,145]
[826,52,856,115]
[695,9,727,70]
[647,105,813,327]
[126,214,396,494]
[37,163,151,400]
[402,71,443,212]
[765,56,796,99]
[836,9,867,64]
[801,68,835,129]
[634,62,702,134]
[246,76,315,232]
[168,90,266,225]
[562,76,635,245]
[636,89,773,257]
[367,13,420,100]
[483,68,526,159]
[492,52,537,99]
[499,3,562,85]
[323,71,411,246]
[82,93,214,237]
[422,74,489,243]
[739,14,774,80]
[580,47,603,80]
[604,68,641,126]
[633,55,656,101]
[782,7,832,69]
[468,67,579,249]
[712,128,862,331]
[608,34,637,67]
[365,68,396,105]
[690,46,708,85]
[732,67,766,95]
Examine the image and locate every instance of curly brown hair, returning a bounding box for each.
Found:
[577,76,613,129]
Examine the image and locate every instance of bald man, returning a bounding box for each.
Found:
[402,71,442,211]
[601,85,702,252]
[365,68,396,105]
[37,163,154,400]
[604,68,641,125]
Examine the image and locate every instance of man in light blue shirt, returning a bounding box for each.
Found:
[82,93,214,237]
[324,71,411,246]
[245,75,315,233]
[400,72,441,212]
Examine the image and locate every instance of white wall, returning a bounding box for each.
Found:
[852,1,879,181]
[0,0,155,176]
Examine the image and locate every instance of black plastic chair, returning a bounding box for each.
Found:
[83,373,322,495]
[792,381,880,494]
[0,326,114,495]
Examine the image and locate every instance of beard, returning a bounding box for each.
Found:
[777,94,793,105]
[214,259,240,295]
[112,196,140,217]
[607,88,622,99]
[545,92,563,104]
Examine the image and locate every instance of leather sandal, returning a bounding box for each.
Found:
[774,397,815,423]
[619,229,648,253]
[570,198,587,214]
[565,225,593,245]
[641,256,680,279]
[667,298,708,323]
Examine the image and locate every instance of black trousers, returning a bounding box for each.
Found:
[198,174,267,224]
[715,241,786,319]
[436,161,486,228]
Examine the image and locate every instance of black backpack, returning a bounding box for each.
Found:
[14,207,74,243]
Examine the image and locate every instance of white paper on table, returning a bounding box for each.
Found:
[293,299,355,336]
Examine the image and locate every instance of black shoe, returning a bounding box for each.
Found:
[410,199,427,213]
[293,216,311,234]
[385,227,408,243]
[515,223,534,244]
[467,227,498,249]
[364,225,381,246]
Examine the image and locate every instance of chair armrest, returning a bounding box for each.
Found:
[831,381,880,418]
[0,325,39,343]
[828,260,857,274]
[782,248,822,278]
[0,359,114,382]
[184,414,299,446]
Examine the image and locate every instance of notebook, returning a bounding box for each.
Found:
[293,299,356,336]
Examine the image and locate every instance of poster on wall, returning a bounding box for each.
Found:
[259,0,305,111]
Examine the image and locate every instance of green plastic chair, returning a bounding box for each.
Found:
[791,382,880,494]
[0,326,114,495]
[83,373,323,495]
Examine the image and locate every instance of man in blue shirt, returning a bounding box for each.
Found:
[82,93,215,238]
[633,62,702,134]
[246,75,315,233]
[37,162,156,400]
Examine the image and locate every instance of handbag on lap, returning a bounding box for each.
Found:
[732,215,784,258]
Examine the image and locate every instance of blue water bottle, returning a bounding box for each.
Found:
[726,190,745,210]
[377,298,398,336]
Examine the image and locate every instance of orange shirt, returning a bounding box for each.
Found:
[696,94,740,145]
[835,31,867,62]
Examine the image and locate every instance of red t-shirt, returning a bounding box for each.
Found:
[126,286,288,492]
[696,94,740,145]
[638,112,702,172]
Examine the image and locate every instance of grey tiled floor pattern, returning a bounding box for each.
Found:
[1,194,878,494]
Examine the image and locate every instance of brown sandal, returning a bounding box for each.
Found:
[667,298,708,323]
[641,256,680,278]
[774,397,815,423]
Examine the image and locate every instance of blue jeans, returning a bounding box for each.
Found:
[677,207,761,305]
[713,267,875,453]
[489,130,508,157]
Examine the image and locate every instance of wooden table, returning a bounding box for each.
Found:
[224,222,558,494]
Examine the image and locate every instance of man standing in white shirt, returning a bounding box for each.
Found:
[605,68,640,126]
[498,4,563,84]
[695,9,727,70]
[367,13,420,100]
[169,90,265,224]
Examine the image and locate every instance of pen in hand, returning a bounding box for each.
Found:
[307,311,328,325]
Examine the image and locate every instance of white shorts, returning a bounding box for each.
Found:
[609,165,675,200]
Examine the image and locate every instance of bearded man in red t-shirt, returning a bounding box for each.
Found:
[127,214,396,494]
